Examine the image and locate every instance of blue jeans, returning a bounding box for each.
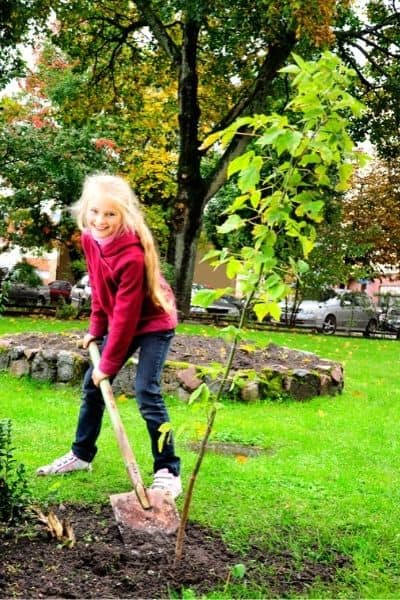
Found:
[72,329,180,476]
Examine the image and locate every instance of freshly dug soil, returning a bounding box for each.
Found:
[0,504,351,599]
[0,504,238,599]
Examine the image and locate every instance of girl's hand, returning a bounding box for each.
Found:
[82,333,97,349]
[92,367,109,387]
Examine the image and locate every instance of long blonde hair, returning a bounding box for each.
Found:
[74,173,173,313]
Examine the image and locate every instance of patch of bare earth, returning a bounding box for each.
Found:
[0,504,351,599]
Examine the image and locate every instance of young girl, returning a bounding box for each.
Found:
[37,173,181,498]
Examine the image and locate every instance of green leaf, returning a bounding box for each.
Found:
[256,127,282,147]
[297,259,309,274]
[250,189,261,209]
[335,162,354,192]
[217,214,244,233]
[229,194,249,212]
[315,164,331,186]
[220,325,242,342]
[192,289,219,308]
[268,282,287,300]
[287,168,302,187]
[199,130,223,151]
[253,301,281,322]
[228,151,253,179]
[201,249,221,263]
[157,422,172,453]
[226,258,242,279]
[231,563,246,579]
[295,200,324,220]
[237,155,263,192]
[275,131,302,156]
[299,235,315,257]
[279,64,300,75]
[299,152,321,166]
[189,383,210,405]
[265,273,281,288]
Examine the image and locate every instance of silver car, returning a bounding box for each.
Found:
[2,282,50,306]
[280,290,378,336]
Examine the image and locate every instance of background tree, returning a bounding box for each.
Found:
[0,77,119,275]
[0,0,51,87]
[1,1,400,313]
[342,158,400,268]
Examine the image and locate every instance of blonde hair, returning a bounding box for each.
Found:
[74,173,173,313]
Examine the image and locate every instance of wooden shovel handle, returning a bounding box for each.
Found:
[88,342,150,510]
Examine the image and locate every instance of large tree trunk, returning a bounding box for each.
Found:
[171,20,207,316]
[172,32,296,317]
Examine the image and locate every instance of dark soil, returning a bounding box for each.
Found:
[0,504,351,599]
[0,504,239,599]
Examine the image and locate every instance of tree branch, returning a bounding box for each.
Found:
[203,33,296,202]
[335,12,400,42]
[133,0,181,66]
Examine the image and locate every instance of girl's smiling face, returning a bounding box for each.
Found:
[86,195,123,239]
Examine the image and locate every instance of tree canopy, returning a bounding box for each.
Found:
[1,1,400,313]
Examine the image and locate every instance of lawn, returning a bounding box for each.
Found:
[2,316,400,597]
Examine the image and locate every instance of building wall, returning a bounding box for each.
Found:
[348,274,400,304]
[193,244,236,292]
[0,242,59,283]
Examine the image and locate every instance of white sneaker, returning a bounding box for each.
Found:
[36,451,92,476]
[150,468,182,499]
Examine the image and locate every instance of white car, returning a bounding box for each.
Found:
[280,290,378,336]
[70,274,91,308]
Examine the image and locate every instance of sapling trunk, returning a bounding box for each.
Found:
[174,283,260,565]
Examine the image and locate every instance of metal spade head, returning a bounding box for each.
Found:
[110,488,180,536]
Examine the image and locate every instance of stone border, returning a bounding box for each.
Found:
[0,334,344,402]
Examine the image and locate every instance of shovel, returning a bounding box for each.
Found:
[88,341,180,536]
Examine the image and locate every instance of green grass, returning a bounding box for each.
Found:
[0,314,88,335]
[2,318,400,597]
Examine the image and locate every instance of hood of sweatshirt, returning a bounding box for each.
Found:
[83,229,143,257]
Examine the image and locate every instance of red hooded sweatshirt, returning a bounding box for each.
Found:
[81,230,178,376]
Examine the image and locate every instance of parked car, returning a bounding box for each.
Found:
[48,280,72,304]
[2,282,50,307]
[190,283,240,317]
[70,274,91,308]
[280,290,378,336]
[378,306,400,336]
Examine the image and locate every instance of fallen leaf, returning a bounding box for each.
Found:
[235,455,248,464]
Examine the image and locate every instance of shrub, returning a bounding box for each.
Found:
[0,419,32,525]
[55,301,79,320]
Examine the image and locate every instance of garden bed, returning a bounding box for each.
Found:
[0,332,344,401]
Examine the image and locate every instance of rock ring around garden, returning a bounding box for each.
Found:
[0,332,343,401]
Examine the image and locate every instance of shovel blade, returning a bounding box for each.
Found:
[110,488,180,536]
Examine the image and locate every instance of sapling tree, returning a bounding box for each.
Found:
[174,51,367,565]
